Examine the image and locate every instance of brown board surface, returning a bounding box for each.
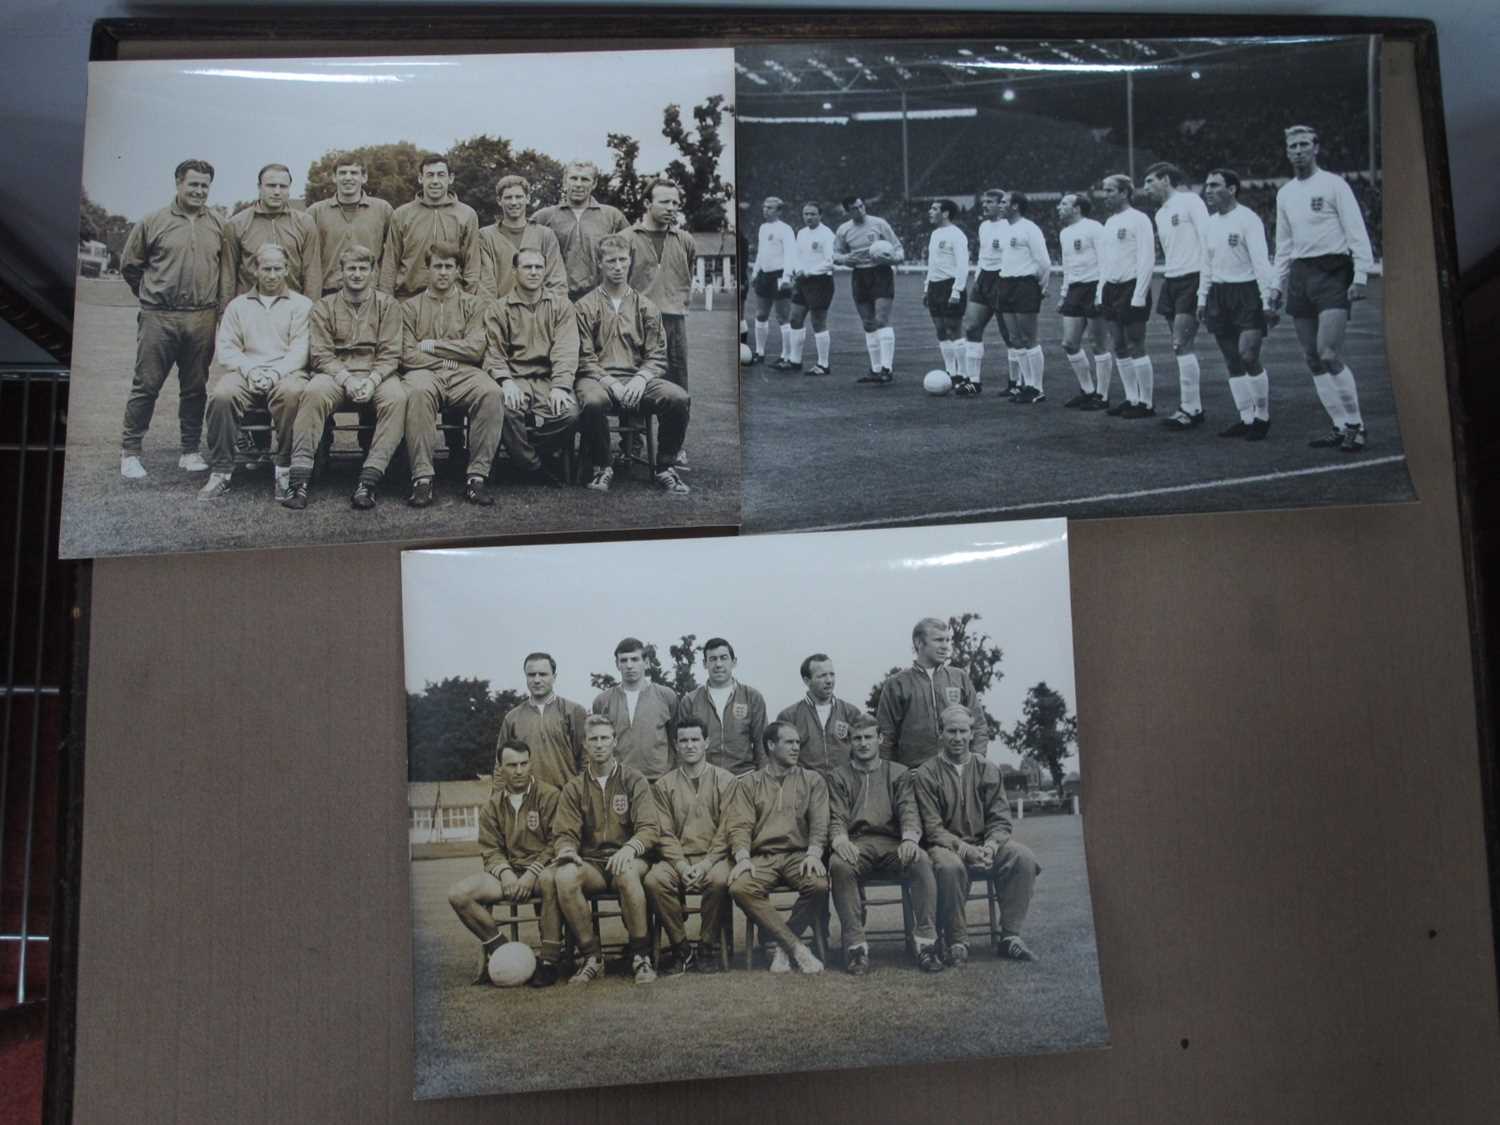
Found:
[73,39,1500,1123]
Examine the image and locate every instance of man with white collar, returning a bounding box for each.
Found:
[494,652,588,790]
[1143,161,1212,429]
[477,174,567,301]
[1095,174,1159,418]
[912,707,1041,967]
[675,637,768,776]
[306,155,394,295]
[833,195,904,385]
[590,637,679,781]
[922,200,969,382]
[381,154,480,299]
[200,243,312,502]
[643,719,736,975]
[776,653,864,776]
[993,191,1052,404]
[627,177,698,394]
[783,201,837,376]
[726,721,829,975]
[552,715,660,985]
[957,188,1013,397]
[747,196,797,366]
[875,617,989,769]
[827,714,942,975]
[445,740,566,987]
[1054,191,1112,410]
[221,163,322,307]
[531,159,629,302]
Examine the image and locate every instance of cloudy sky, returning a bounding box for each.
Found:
[83,48,733,220]
[402,520,1078,769]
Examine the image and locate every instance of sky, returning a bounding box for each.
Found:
[402,519,1077,770]
[82,48,734,221]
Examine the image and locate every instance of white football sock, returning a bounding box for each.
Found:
[1228,375,1254,423]
[1026,346,1045,393]
[1177,352,1202,414]
[966,341,984,382]
[780,323,792,358]
[1117,356,1138,403]
[864,331,882,370]
[787,328,805,365]
[939,339,957,374]
[1067,350,1092,393]
[1311,372,1347,427]
[1094,354,1113,400]
[1007,349,1022,387]
[877,326,896,369]
[1137,356,1155,408]
[1330,365,1362,428]
[754,320,768,355]
[815,332,831,367]
[1248,370,1270,421]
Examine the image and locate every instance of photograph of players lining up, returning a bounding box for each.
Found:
[403,520,1105,1099]
[61,49,738,559]
[736,36,1414,533]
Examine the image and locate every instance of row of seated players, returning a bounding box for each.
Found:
[200,234,692,509]
[448,632,1041,985]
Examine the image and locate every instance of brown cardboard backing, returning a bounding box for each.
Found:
[73,40,1500,1123]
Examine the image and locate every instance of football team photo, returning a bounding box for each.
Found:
[60,47,739,558]
[735,35,1412,532]
[401,520,1106,1099]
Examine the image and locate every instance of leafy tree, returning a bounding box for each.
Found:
[591,640,692,694]
[443,135,564,227]
[602,132,646,220]
[305,141,428,208]
[999,682,1078,791]
[864,613,1004,735]
[78,190,134,265]
[662,94,734,230]
[406,677,522,782]
[668,634,701,695]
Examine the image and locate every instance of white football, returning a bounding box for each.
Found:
[488,941,537,987]
[923,369,954,396]
[869,239,895,262]
[739,343,754,364]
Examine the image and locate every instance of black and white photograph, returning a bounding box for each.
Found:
[59,47,739,558]
[402,519,1105,1099]
[735,35,1411,532]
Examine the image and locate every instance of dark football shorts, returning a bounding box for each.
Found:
[995,275,1043,315]
[791,274,835,311]
[970,269,1002,310]
[1204,281,1267,336]
[1155,272,1200,321]
[752,268,786,301]
[924,277,966,314]
[850,264,896,305]
[1059,280,1101,319]
[1099,280,1151,325]
[1286,254,1355,318]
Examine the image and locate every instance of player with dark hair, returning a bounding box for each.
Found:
[591,636,680,780]
[1200,168,1278,441]
[221,163,322,307]
[922,199,969,381]
[912,706,1041,966]
[1095,174,1158,417]
[494,652,588,790]
[628,177,698,396]
[676,637,768,776]
[446,740,567,987]
[1268,125,1376,453]
[382,154,480,299]
[1055,192,1112,409]
[993,191,1052,403]
[748,196,797,365]
[531,159,630,301]
[874,617,989,768]
[958,188,1012,396]
[477,174,566,301]
[643,717,737,974]
[726,720,830,975]
[400,240,502,508]
[1143,161,1211,429]
[776,653,864,775]
[306,154,394,295]
[784,202,837,375]
[833,195,904,385]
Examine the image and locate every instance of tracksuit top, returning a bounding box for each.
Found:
[306,194,394,292]
[214,291,312,379]
[121,203,225,310]
[591,682,679,780]
[382,193,481,298]
[1060,218,1106,286]
[725,766,830,857]
[1098,208,1157,306]
[476,222,567,301]
[652,764,736,866]
[776,694,865,774]
[481,291,580,391]
[911,754,1013,852]
[676,681,767,776]
[1199,206,1275,306]
[1272,169,1375,289]
[626,222,698,316]
[531,198,629,294]
[828,759,921,843]
[309,290,402,386]
[399,288,487,372]
[1153,190,1210,278]
[574,287,667,382]
[876,663,985,768]
[495,696,588,791]
[553,762,659,861]
[221,205,322,306]
[478,780,561,879]
[834,216,902,268]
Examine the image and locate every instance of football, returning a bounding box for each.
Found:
[488,941,538,987]
[869,239,895,262]
[739,343,754,364]
[923,369,954,396]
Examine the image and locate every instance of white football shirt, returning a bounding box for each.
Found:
[1154,189,1210,278]
[794,224,836,277]
[1272,169,1375,291]
[997,217,1051,280]
[926,225,970,289]
[1098,207,1157,306]
[976,219,1007,272]
[1059,218,1105,286]
[754,219,797,276]
[1199,204,1275,305]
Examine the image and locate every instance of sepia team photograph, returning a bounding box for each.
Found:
[402,520,1105,1099]
[735,35,1413,533]
[60,48,739,558]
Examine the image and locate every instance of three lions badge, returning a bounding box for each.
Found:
[612,794,629,816]
[945,686,962,704]
[732,702,748,721]
[526,810,540,831]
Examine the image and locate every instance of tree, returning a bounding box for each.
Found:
[667,634,701,695]
[591,639,694,695]
[78,190,134,265]
[865,613,1004,734]
[443,135,564,227]
[304,141,428,208]
[602,132,646,219]
[406,677,522,782]
[999,682,1078,792]
[661,94,734,230]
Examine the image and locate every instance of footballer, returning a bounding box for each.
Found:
[833,196,904,385]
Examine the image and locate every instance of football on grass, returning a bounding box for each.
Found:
[923,369,954,396]
[488,941,537,987]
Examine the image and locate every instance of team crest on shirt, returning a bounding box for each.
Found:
[833,720,849,740]
[1228,233,1240,248]
[1170,214,1180,227]
[1073,238,1083,252]
[611,794,629,816]
[1009,236,1020,248]
[1117,228,1127,240]
[991,238,1001,250]
[945,686,962,704]
[733,702,748,720]
[526,810,540,831]
[1311,196,1325,212]
[812,240,822,251]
